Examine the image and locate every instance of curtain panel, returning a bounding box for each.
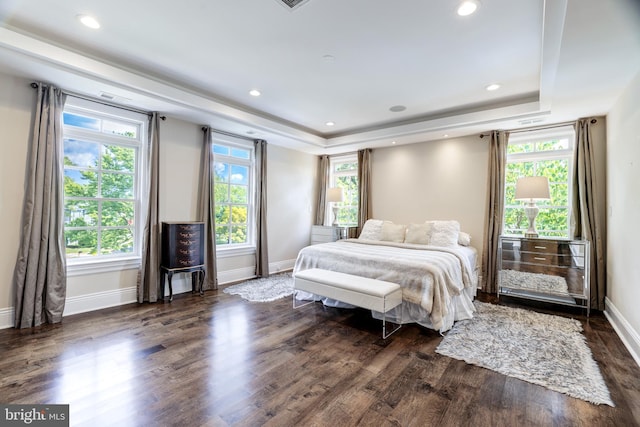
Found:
[572,118,606,310]
[198,127,219,290]
[357,149,373,229]
[315,155,329,226]
[13,83,67,328]
[481,130,509,293]
[137,113,161,303]
[254,139,269,277]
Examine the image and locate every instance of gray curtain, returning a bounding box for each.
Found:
[315,155,329,225]
[199,127,218,290]
[137,113,161,303]
[255,139,269,277]
[572,118,605,310]
[13,83,67,328]
[481,130,509,293]
[357,148,373,229]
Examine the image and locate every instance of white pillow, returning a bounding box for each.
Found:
[426,220,460,247]
[381,222,406,243]
[404,223,432,245]
[358,219,384,240]
[458,231,471,246]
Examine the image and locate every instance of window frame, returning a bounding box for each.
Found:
[62,97,148,276]
[212,133,256,256]
[326,154,359,227]
[504,126,575,238]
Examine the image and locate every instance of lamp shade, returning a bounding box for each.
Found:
[327,187,344,203]
[515,176,550,201]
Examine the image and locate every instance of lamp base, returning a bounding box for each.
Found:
[332,206,339,226]
[523,202,539,238]
[524,232,539,238]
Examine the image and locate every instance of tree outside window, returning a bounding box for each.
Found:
[504,129,574,237]
[213,143,253,246]
[62,107,144,259]
[329,155,358,226]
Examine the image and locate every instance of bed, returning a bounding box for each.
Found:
[293,220,479,333]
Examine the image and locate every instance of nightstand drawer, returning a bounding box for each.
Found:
[520,240,559,254]
[520,252,560,265]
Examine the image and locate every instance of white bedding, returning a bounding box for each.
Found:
[293,239,478,333]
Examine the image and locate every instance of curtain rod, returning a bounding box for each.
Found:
[201,126,257,142]
[30,82,166,120]
[479,118,597,138]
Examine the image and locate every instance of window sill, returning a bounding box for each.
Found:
[216,245,256,259]
[67,256,141,277]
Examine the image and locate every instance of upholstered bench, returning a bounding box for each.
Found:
[293,268,402,338]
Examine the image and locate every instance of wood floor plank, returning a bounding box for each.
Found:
[0,289,639,427]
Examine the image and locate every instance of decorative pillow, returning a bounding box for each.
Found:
[381,222,406,243]
[426,220,460,247]
[404,223,432,245]
[358,219,384,240]
[458,231,471,246]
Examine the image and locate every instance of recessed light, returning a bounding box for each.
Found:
[443,134,449,138]
[486,83,501,91]
[325,121,335,126]
[391,141,397,145]
[249,89,261,97]
[322,54,335,62]
[77,14,100,29]
[389,105,406,113]
[246,130,256,135]
[457,0,479,16]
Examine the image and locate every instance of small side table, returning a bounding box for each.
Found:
[160,265,206,302]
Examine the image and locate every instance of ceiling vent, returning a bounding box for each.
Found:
[276,0,311,11]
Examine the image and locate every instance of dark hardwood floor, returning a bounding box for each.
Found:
[1,287,639,427]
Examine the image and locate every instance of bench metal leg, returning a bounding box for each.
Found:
[382,312,401,339]
[292,290,314,309]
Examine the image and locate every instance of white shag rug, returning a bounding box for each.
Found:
[223,272,293,302]
[436,301,614,406]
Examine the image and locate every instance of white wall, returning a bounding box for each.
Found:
[605,69,640,365]
[371,135,490,258]
[0,71,317,327]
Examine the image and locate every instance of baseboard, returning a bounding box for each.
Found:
[604,296,640,368]
[0,258,299,329]
[0,287,137,329]
[65,287,138,316]
[0,307,15,329]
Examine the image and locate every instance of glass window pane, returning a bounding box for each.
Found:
[230,185,248,203]
[63,113,100,131]
[549,183,569,206]
[231,206,247,223]
[231,147,250,159]
[503,207,527,235]
[230,165,248,185]
[64,170,98,197]
[231,225,247,244]
[507,142,533,154]
[215,226,230,244]
[214,162,229,182]
[101,145,136,172]
[536,138,569,152]
[214,183,229,203]
[102,120,138,138]
[64,139,99,168]
[213,145,229,155]
[506,162,533,184]
[101,229,134,255]
[65,200,98,226]
[537,159,568,182]
[215,206,229,224]
[102,201,135,226]
[101,173,134,198]
[335,162,357,172]
[536,208,569,236]
[65,229,98,257]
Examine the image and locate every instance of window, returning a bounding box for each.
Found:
[62,98,147,268]
[328,155,359,226]
[212,136,254,249]
[504,127,575,237]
